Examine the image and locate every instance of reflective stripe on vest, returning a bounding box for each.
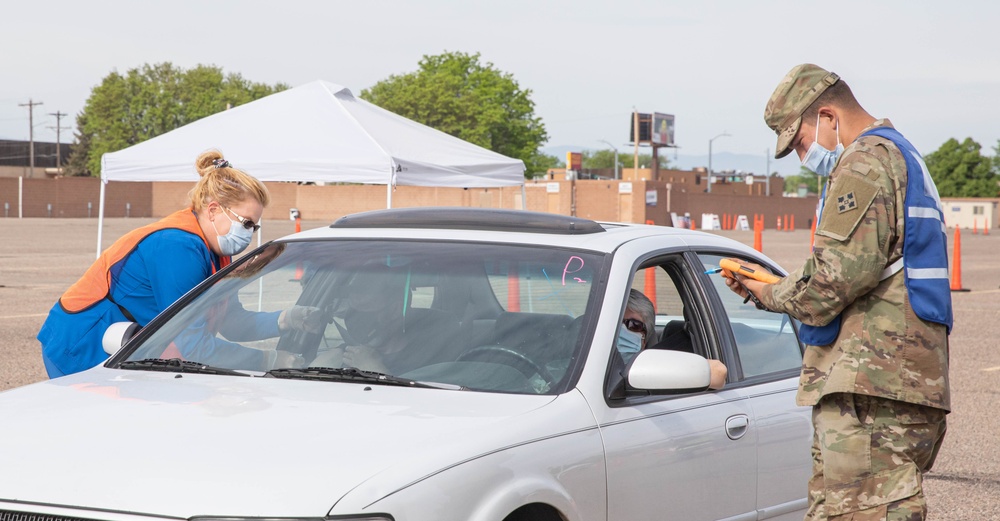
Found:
[798,127,953,346]
[59,209,229,315]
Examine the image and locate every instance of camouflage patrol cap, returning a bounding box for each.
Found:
[764,64,840,159]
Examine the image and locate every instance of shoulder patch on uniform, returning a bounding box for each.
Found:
[836,191,858,213]
[816,173,880,242]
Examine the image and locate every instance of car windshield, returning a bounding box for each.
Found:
[121,240,605,394]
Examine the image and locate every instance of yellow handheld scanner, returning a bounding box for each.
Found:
[719,259,781,284]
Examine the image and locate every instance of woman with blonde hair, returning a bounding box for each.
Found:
[39,150,309,377]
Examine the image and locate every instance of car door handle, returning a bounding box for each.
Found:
[726,414,750,440]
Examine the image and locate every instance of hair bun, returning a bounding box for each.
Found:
[195,149,226,177]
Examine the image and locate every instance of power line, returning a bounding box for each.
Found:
[18,99,43,177]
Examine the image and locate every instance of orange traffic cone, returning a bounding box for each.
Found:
[972,220,978,235]
[753,218,763,252]
[789,214,795,232]
[951,227,969,292]
[295,217,302,233]
[985,219,990,236]
[507,267,521,311]
[644,266,657,304]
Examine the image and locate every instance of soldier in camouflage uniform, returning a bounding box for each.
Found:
[723,64,950,520]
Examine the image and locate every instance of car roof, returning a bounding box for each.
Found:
[278,207,761,257]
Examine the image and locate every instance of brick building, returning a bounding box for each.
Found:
[0,175,821,231]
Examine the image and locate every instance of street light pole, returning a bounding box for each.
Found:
[598,139,619,180]
[707,131,731,194]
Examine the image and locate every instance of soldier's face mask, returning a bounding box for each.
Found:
[801,113,844,177]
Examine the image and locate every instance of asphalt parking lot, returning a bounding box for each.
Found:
[1,217,997,518]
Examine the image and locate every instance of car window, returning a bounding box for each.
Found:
[697,253,803,379]
[122,240,606,395]
[605,255,722,400]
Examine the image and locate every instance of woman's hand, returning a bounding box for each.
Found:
[278,306,328,333]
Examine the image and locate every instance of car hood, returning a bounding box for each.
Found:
[0,368,589,518]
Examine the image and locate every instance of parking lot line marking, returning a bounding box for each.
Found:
[984,366,1000,372]
[0,314,47,320]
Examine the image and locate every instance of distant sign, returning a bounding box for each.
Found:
[547,182,560,193]
[646,190,658,205]
[629,112,675,146]
[651,113,675,146]
[746,175,754,185]
[566,152,582,171]
[629,113,651,143]
[619,182,633,194]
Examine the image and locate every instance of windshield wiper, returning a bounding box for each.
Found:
[119,358,250,377]
[264,366,463,390]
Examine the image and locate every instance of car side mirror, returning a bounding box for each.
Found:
[627,349,712,394]
[102,321,142,355]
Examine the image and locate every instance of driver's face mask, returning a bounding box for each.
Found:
[617,327,643,359]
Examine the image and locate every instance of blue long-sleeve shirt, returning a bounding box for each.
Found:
[39,228,278,377]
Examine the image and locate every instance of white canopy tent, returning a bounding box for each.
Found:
[96,80,526,256]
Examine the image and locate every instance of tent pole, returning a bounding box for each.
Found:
[521,184,527,210]
[96,179,107,259]
[386,166,394,208]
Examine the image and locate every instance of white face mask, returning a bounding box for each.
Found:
[801,113,844,177]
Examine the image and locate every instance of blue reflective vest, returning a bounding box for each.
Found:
[799,127,953,346]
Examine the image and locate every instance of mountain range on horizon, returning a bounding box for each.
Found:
[541,145,804,177]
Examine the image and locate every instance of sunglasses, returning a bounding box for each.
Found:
[622,318,646,335]
[224,206,261,232]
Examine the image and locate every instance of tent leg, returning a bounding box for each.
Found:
[521,184,527,210]
[386,178,393,208]
[96,180,107,259]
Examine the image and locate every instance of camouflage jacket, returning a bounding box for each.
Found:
[760,119,950,411]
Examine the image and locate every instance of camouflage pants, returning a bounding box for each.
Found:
[805,393,947,521]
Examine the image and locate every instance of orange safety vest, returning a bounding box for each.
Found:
[60,208,230,315]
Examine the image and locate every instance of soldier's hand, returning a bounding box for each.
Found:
[721,258,768,301]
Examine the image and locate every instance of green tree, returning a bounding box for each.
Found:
[783,166,820,195]
[582,149,669,170]
[533,153,562,176]
[924,137,998,197]
[361,51,548,177]
[66,63,287,177]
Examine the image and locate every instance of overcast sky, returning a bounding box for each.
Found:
[3,0,998,174]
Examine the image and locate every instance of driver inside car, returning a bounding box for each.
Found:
[618,289,728,390]
[337,268,408,374]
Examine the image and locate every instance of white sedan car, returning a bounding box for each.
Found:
[0,208,811,521]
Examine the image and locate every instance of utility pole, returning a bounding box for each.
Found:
[49,110,69,171]
[632,108,639,174]
[19,99,43,177]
